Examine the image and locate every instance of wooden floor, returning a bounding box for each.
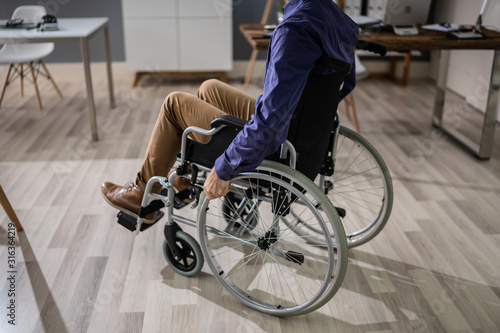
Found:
[1,63,499,333]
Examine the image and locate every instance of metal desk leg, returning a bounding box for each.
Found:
[80,37,99,142]
[103,24,115,108]
[479,50,500,158]
[432,50,450,127]
[432,50,500,159]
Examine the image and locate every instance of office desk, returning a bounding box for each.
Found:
[0,18,115,141]
[240,24,500,158]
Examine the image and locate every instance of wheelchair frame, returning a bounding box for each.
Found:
[113,40,392,316]
[118,119,348,316]
[120,108,393,316]
[135,121,298,235]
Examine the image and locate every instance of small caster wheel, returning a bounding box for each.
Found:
[163,231,203,277]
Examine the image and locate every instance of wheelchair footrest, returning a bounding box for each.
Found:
[117,210,164,232]
[173,189,193,210]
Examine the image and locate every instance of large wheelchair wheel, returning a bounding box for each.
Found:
[197,160,348,316]
[300,126,393,248]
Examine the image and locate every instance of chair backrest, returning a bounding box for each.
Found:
[285,57,351,180]
[12,6,47,23]
[2,6,54,63]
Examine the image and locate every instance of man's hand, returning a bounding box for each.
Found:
[204,168,231,200]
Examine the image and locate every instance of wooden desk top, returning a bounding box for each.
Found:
[240,24,500,52]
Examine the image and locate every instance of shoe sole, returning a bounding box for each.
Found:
[101,190,156,224]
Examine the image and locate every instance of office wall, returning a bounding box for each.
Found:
[432,0,500,122]
[0,0,271,62]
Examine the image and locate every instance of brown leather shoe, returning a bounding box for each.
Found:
[101,182,156,223]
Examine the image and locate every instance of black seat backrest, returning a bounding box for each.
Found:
[183,57,351,178]
[283,57,351,180]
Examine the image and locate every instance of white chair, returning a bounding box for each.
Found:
[0,6,62,109]
[343,53,368,132]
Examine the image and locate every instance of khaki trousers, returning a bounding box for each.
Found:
[136,79,256,192]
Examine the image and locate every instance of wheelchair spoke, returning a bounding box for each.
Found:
[265,247,320,305]
[333,189,384,211]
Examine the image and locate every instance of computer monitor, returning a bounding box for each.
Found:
[383,0,432,35]
[384,0,432,25]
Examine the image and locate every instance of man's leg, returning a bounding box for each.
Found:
[198,79,256,121]
[102,91,225,221]
[136,91,227,191]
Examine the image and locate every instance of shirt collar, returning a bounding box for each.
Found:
[283,0,303,15]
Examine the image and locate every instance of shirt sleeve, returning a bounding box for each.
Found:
[214,22,323,181]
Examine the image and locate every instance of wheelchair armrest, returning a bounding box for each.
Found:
[180,115,247,169]
[210,115,248,130]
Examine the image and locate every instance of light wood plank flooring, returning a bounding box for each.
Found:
[1,63,499,333]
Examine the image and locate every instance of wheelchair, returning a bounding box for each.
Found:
[115,41,391,316]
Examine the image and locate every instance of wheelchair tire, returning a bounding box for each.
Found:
[284,126,393,248]
[163,231,204,277]
[307,125,393,248]
[325,126,393,247]
[197,160,348,316]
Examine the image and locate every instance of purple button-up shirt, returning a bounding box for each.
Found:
[215,0,359,180]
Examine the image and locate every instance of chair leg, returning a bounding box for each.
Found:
[401,53,411,86]
[243,49,259,89]
[133,72,143,87]
[0,185,23,232]
[0,64,14,108]
[343,98,351,121]
[40,60,63,98]
[218,72,227,83]
[343,93,360,133]
[348,93,360,133]
[20,63,24,97]
[29,62,43,109]
[389,53,411,86]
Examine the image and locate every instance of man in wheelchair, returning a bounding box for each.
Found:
[101,0,359,224]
